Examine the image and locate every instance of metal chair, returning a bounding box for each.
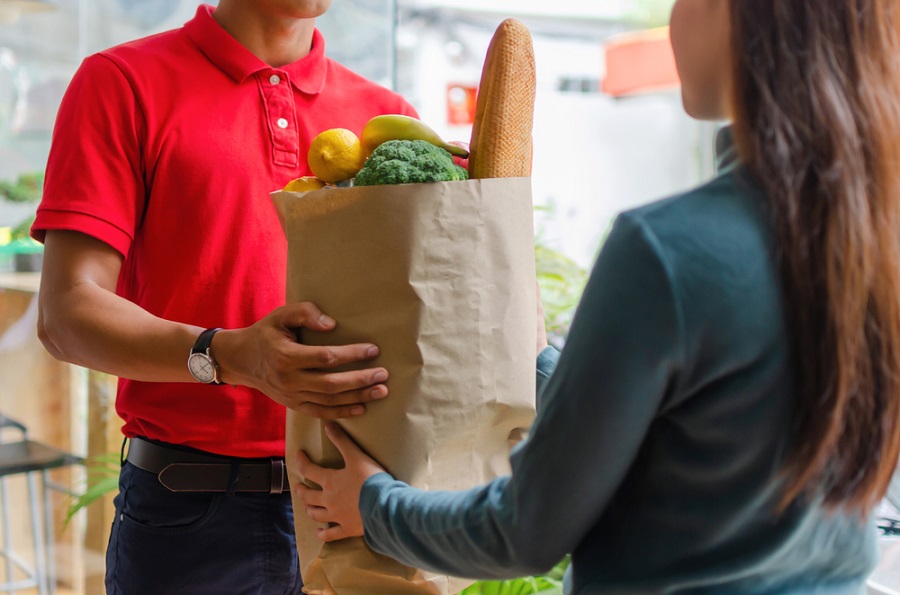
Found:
[0,413,82,595]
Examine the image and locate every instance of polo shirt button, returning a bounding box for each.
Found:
[269,74,281,85]
[277,118,289,129]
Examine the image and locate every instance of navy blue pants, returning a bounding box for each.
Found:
[105,461,303,594]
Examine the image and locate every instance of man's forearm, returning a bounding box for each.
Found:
[39,278,201,382]
[38,229,201,382]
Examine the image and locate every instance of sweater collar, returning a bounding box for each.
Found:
[715,125,740,174]
[184,4,327,95]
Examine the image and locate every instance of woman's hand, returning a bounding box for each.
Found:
[295,422,387,542]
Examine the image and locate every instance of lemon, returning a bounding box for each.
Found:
[282,176,326,192]
[308,128,365,183]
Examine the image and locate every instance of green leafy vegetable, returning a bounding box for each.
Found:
[354,139,468,186]
[459,557,571,595]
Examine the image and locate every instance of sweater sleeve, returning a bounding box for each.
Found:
[536,345,560,405]
[360,212,686,578]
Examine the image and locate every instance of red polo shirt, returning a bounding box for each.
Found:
[33,5,417,457]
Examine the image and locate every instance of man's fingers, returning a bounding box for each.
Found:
[276,302,336,332]
[293,367,389,395]
[294,402,367,419]
[317,525,349,543]
[286,383,389,418]
[284,343,381,372]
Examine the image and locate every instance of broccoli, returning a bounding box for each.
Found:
[354,139,469,186]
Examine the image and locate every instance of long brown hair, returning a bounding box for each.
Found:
[729,0,900,513]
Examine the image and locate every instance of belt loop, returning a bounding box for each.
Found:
[226,461,240,495]
[270,459,284,495]
[120,436,128,466]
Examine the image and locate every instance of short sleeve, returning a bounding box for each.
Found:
[32,53,147,257]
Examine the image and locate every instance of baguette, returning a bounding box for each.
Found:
[467,18,536,179]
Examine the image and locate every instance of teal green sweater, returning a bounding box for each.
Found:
[359,130,879,593]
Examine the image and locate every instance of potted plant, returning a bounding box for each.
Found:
[0,171,44,272]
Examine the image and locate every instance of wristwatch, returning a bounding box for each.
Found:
[187,327,224,385]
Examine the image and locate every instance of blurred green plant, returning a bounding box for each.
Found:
[10,215,34,241]
[64,452,121,527]
[534,206,589,345]
[460,556,570,595]
[0,172,43,254]
[0,171,43,203]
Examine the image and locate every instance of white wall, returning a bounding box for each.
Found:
[399,14,716,269]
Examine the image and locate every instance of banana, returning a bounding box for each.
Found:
[361,114,469,158]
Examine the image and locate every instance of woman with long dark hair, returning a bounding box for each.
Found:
[295,1,900,591]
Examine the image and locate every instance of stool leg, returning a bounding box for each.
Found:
[26,472,48,595]
[42,471,55,595]
[0,476,13,595]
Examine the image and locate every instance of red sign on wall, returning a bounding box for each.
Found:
[446,83,478,125]
[602,27,680,98]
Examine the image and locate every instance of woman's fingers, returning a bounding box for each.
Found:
[324,422,363,462]
[296,482,326,507]
[294,431,380,544]
[305,505,332,523]
[295,451,328,487]
[317,524,352,543]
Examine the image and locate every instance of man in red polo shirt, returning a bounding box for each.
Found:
[32,1,417,592]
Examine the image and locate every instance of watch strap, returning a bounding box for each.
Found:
[192,327,223,355]
[191,327,223,385]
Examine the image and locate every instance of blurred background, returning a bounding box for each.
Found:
[6,3,895,595]
[0,0,714,273]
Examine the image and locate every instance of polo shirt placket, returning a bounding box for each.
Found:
[259,70,300,168]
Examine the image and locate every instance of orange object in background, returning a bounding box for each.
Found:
[447,83,478,125]
[602,27,680,98]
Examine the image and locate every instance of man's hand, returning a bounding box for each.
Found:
[214,302,389,419]
[295,422,386,542]
[38,231,387,420]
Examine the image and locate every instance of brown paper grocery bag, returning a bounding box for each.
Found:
[272,177,537,595]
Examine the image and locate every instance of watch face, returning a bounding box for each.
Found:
[188,353,217,383]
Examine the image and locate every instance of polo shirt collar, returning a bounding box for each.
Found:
[184,4,328,95]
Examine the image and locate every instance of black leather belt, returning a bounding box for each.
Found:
[126,437,288,494]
